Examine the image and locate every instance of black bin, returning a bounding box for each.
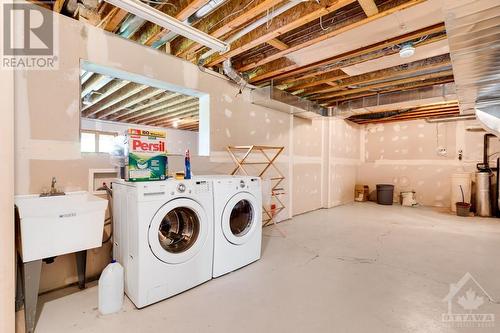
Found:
[376,184,394,205]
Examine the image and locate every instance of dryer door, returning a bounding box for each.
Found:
[222,192,259,245]
[148,198,208,264]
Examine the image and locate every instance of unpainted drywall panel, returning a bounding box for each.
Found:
[357,119,497,207]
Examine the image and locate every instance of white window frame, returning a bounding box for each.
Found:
[80,130,118,153]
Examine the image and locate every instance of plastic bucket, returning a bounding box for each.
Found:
[376,184,394,205]
[451,172,472,212]
[455,202,471,217]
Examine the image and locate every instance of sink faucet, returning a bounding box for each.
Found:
[40,177,66,197]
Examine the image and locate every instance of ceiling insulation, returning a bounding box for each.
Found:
[286,0,444,67]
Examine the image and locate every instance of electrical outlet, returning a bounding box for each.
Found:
[436,147,447,157]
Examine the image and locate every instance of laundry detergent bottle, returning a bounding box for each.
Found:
[98,260,124,315]
[184,149,191,179]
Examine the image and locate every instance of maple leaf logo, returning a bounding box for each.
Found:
[457,289,484,311]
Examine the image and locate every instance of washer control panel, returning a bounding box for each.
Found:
[195,180,211,194]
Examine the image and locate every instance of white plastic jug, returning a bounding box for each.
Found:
[98,260,124,315]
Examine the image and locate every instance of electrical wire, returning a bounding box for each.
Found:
[140,0,177,10]
[266,6,275,29]
[209,0,258,31]
[319,15,330,31]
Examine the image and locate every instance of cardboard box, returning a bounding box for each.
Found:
[354,185,369,202]
[126,128,167,181]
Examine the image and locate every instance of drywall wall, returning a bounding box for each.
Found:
[292,117,324,215]
[357,119,499,207]
[0,54,15,333]
[292,117,362,215]
[12,7,359,295]
[329,118,361,207]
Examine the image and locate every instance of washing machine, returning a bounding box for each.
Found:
[112,179,213,308]
[203,175,262,277]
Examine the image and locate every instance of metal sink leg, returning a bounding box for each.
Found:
[23,259,42,333]
[76,250,87,289]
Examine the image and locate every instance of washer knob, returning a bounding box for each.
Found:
[177,183,186,193]
[239,180,245,188]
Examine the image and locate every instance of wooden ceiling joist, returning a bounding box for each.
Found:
[82,79,130,108]
[249,22,446,85]
[144,107,200,125]
[266,38,290,51]
[130,101,199,123]
[143,0,212,46]
[98,6,129,32]
[302,54,451,97]
[346,101,460,124]
[118,95,198,122]
[174,0,292,58]
[236,0,425,73]
[205,0,358,67]
[107,92,180,120]
[284,70,350,91]
[322,76,455,105]
[82,83,147,117]
[93,87,165,119]
[357,0,379,16]
[81,73,105,97]
[53,0,65,13]
[155,116,200,128]
[312,69,454,101]
[352,109,459,124]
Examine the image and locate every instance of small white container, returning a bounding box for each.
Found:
[98,260,124,315]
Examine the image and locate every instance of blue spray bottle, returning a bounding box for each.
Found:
[184,149,191,179]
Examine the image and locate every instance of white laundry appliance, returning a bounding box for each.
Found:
[112,179,213,308]
[202,175,262,277]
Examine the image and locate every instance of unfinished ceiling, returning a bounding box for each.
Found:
[346,100,459,124]
[80,70,199,131]
[46,0,457,124]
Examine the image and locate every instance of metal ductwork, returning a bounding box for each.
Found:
[331,83,457,118]
[443,0,500,134]
[251,86,328,119]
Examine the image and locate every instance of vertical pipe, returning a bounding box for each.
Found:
[483,133,495,169]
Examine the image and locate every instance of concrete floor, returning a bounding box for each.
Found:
[31,203,500,332]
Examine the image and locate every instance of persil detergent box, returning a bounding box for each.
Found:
[126,128,167,181]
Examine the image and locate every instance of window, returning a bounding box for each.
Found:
[81,131,117,153]
[81,132,96,153]
[98,134,115,153]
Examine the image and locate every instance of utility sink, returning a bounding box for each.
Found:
[15,191,108,262]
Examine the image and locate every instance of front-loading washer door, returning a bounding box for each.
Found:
[148,198,208,264]
[222,192,258,245]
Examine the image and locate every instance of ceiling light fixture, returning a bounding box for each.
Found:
[105,0,229,52]
[172,119,179,128]
[399,43,415,58]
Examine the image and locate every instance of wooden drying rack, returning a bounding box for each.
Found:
[226,145,286,231]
